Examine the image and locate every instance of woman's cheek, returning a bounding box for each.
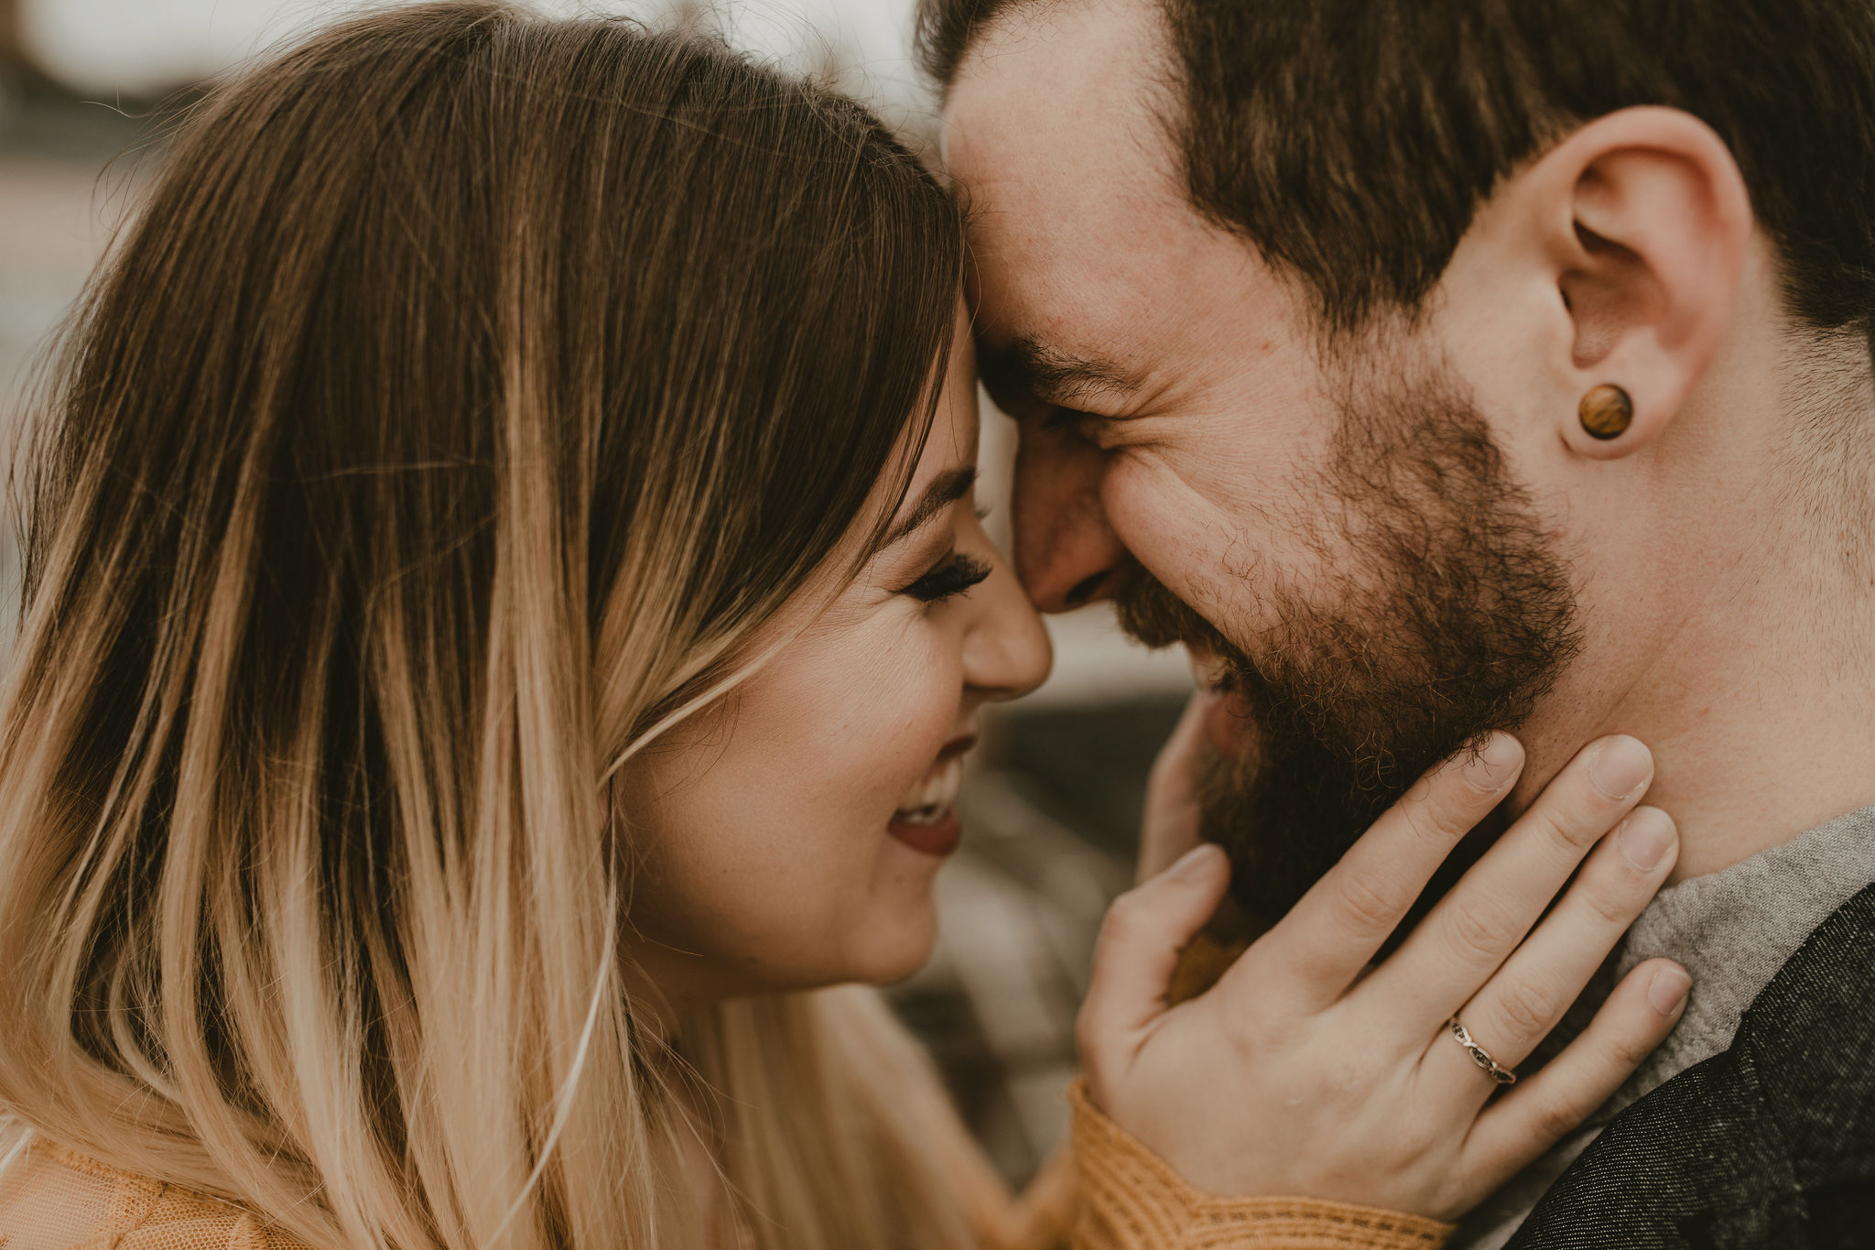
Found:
[625,610,970,993]
[849,620,965,762]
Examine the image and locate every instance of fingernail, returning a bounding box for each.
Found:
[1464,733,1522,792]
[1171,844,1221,882]
[1589,736,1652,800]
[1647,966,1691,1015]
[1618,807,1677,871]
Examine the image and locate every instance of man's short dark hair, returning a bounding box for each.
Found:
[918,0,1875,339]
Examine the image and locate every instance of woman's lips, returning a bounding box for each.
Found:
[888,807,963,858]
[889,750,968,858]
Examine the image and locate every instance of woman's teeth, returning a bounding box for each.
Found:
[894,755,965,825]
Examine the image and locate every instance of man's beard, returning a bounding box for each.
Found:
[1115,350,1581,927]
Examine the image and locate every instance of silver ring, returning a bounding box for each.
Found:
[1448,1016,1518,1086]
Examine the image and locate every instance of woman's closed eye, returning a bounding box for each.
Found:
[898,550,993,605]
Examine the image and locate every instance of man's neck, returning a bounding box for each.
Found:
[1520,475,1875,884]
[1620,660,1875,884]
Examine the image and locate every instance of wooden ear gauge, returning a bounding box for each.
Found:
[1579,384,1634,440]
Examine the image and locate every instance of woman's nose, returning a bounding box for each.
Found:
[963,553,1053,701]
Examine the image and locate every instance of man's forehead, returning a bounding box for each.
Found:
[944,0,1170,146]
[941,0,1187,344]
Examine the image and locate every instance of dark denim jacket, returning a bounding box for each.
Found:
[1507,883,1875,1248]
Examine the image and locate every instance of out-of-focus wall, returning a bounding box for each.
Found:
[18,0,930,106]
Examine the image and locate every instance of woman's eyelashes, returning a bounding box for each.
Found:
[899,550,993,605]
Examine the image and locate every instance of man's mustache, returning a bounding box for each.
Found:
[1109,562,1237,659]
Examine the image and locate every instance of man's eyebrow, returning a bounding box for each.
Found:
[882,466,977,548]
[979,335,1139,406]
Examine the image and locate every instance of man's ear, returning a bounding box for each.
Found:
[1508,107,1753,460]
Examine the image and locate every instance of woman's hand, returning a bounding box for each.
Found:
[1133,690,1210,882]
[1077,717,1689,1222]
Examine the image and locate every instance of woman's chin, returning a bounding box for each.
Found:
[846,905,941,986]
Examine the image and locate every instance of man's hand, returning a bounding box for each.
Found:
[1078,730,1689,1222]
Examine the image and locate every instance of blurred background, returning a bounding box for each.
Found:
[0,0,1193,1185]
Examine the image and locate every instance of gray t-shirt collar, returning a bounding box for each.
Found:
[1453,801,1875,1249]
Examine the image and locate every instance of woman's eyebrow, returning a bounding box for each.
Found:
[883,466,978,547]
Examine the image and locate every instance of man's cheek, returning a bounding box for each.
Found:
[1102,459,1233,586]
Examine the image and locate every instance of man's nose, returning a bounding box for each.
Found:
[1011,422,1129,613]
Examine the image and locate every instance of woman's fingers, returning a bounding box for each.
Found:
[1136,690,1212,883]
[1436,807,1678,1081]
[1370,736,1654,1029]
[1457,957,1691,1202]
[1229,733,1525,1012]
[1077,844,1232,1073]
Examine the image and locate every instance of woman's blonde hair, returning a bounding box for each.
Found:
[0,5,984,1247]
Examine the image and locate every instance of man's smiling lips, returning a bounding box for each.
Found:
[1188,643,1258,760]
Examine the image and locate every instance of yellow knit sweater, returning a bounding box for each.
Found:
[0,1094,1451,1250]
